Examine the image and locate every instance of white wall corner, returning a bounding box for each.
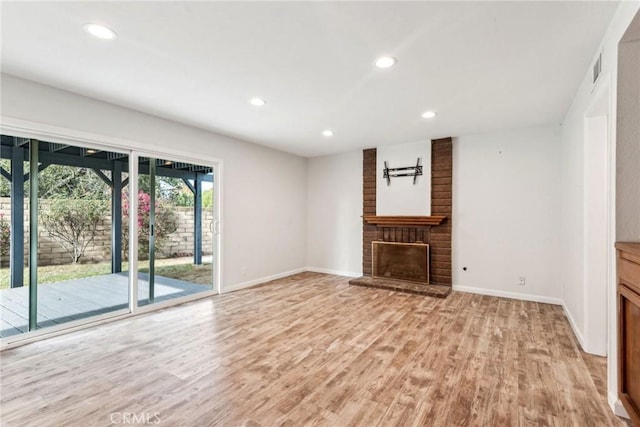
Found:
[563,303,586,351]
[221,268,307,293]
[306,150,363,276]
[452,285,563,306]
[222,267,361,294]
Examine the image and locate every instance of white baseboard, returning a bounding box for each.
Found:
[221,268,307,293]
[305,267,361,278]
[222,267,362,293]
[563,303,586,351]
[608,392,630,419]
[452,285,563,306]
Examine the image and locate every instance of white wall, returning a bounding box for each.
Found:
[0,74,308,290]
[376,141,431,216]
[305,125,564,305]
[617,20,640,242]
[306,150,362,276]
[452,126,562,304]
[583,113,609,356]
[558,0,639,415]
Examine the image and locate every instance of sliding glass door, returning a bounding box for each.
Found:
[137,157,215,307]
[0,136,130,337]
[0,135,219,341]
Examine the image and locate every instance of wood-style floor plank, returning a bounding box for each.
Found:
[0,272,628,426]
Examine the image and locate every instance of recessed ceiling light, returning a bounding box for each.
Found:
[322,130,334,137]
[83,23,117,40]
[249,97,266,107]
[375,56,397,69]
[421,111,437,119]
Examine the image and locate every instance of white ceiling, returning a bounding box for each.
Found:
[1,2,618,157]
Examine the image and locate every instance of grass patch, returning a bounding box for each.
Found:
[140,264,212,286]
[0,259,212,289]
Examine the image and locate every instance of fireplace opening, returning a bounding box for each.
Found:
[372,242,429,284]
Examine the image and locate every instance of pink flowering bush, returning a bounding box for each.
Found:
[122,190,178,259]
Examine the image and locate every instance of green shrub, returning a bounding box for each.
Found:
[40,199,109,263]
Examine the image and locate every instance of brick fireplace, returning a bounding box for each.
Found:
[349,137,452,297]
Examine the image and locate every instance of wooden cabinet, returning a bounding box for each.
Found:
[617,242,640,426]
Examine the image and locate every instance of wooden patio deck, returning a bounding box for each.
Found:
[0,273,211,338]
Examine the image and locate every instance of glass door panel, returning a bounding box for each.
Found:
[0,135,30,337]
[137,157,214,306]
[36,144,130,329]
[1,135,131,336]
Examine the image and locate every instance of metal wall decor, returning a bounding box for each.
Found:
[383,158,422,185]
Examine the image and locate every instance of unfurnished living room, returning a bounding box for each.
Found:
[1,1,639,426]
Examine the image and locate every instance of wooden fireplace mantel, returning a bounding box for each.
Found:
[363,215,447,227]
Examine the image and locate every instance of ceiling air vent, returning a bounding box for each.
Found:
[593,52,602,86]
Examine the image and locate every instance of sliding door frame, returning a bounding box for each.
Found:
[131,149,221,309]
[0,117,223,349]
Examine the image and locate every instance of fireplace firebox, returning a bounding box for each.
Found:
[372,242,429,284]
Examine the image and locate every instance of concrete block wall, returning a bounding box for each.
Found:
[0,197,214,267]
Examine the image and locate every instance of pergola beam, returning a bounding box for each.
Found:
[107,152,128,161]
[92,168,113,188]
[35,150,118,169]
[182,178,195,194]
[1,145,14,158]
[137,163,212,181]
[1,146,213,182]
[15,137,30,147]
[0,166,10,181]
[48,143,69,152]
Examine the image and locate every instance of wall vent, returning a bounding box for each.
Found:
[593,52,602,85]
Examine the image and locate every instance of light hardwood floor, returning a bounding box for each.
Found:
[0,272,628,426]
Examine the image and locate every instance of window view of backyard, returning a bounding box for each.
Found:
[0,136,215,337]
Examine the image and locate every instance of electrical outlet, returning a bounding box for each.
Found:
[518,276,526,286]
